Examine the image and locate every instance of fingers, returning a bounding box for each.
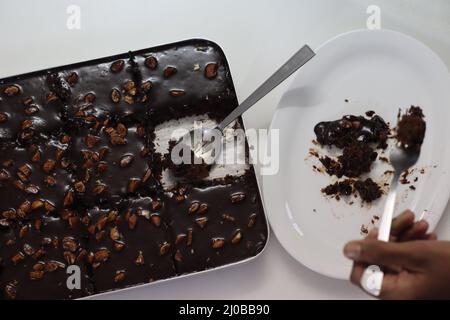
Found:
[344,239,426,270]
[391,211,415,237]
[378,210,434,242]
[425,233,438,240]
[398,220,429,242]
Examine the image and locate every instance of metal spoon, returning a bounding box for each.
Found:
[176,45,315,162]
[361,144,420,296]
[378,146,420,241]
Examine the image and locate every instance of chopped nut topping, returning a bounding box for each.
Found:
[111,88,121,103]
[151,200,161,211]
[66,72,79,86]
[175,194,185,203]
[24,105,39,116]
[175,234,186,245]
[24,184,40,194]
[94,248,110,262]
[30,270,44,280]
[231,230,243,244]
[247,213,257,228]
[188,201,200,214]
[187,229,193,246]
[195,217,208,228]
[32,248,45,260]
[197,203,208,214]
[113,240,125,251]
[212,238,225,249]
[4,282,18,299]
[19,225,29,238]
[64,251,76,265]
[159,242,171,256]
[127,178,140,193]
[93,183,107,195]
[110,60,125,73]
[141,81,152,93]
[163,66,177,78]
[85,134,101,148]
[144,56,157,69]
[110,226,120,240]
[0,112,8,123]
[3,84,21,96]
[135,251,145,266]
[63,190,74,207]
[205,63,218,79]
[11,252,25,265]
[23,243,35,256]
[45,261,65,272]
[230,192,246,203]
[18,164,32,178]
[84,92,96,103]
[44,175,56,186]
[120,154,134,167]
[32,262,45,271]
[74,181,86,193]
[169,89,186,97]
[62,237,78,252]
[222,213,236,222]
[114,270,126,283]
[42,159,56,173]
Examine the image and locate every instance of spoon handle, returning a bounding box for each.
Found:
[217,45,315,131]
[378,174,399,242]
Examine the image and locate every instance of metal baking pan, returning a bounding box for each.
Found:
[0,39,269,299]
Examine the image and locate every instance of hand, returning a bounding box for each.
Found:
[344,211,450,299]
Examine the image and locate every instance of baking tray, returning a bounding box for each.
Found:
[0,39,269,299]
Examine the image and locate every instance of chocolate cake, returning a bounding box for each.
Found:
[321,178,382,203]
[396,106,426,151]
[164,140,211,182]
[0,40,267,299]
[315,107,426,204]
[321,179,353,200]
[314,114,389,149]
[354,178,382,203]
[315,112,388,203]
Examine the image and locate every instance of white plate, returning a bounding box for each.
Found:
[263,29,450,279]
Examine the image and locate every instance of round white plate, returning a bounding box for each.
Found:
[263,29,450,279]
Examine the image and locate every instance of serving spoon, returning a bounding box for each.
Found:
[176,44,315,162]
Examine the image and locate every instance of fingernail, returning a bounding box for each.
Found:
[344,243,361,259]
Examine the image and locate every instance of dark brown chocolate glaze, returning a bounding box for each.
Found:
[0,134,75,218]
[165,176,267,275]
[84,199,176,293]
[0,39,267,299]
[69,120,156,206]
[314,114,389,149]
[315,112,388,203]
[0,76,66,147]
[0,215,93,300]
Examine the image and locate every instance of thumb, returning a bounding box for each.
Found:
[344,239,427,270]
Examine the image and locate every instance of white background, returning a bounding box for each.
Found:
[1,0,450,299]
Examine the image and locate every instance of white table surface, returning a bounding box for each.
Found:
[1,0,450,300]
